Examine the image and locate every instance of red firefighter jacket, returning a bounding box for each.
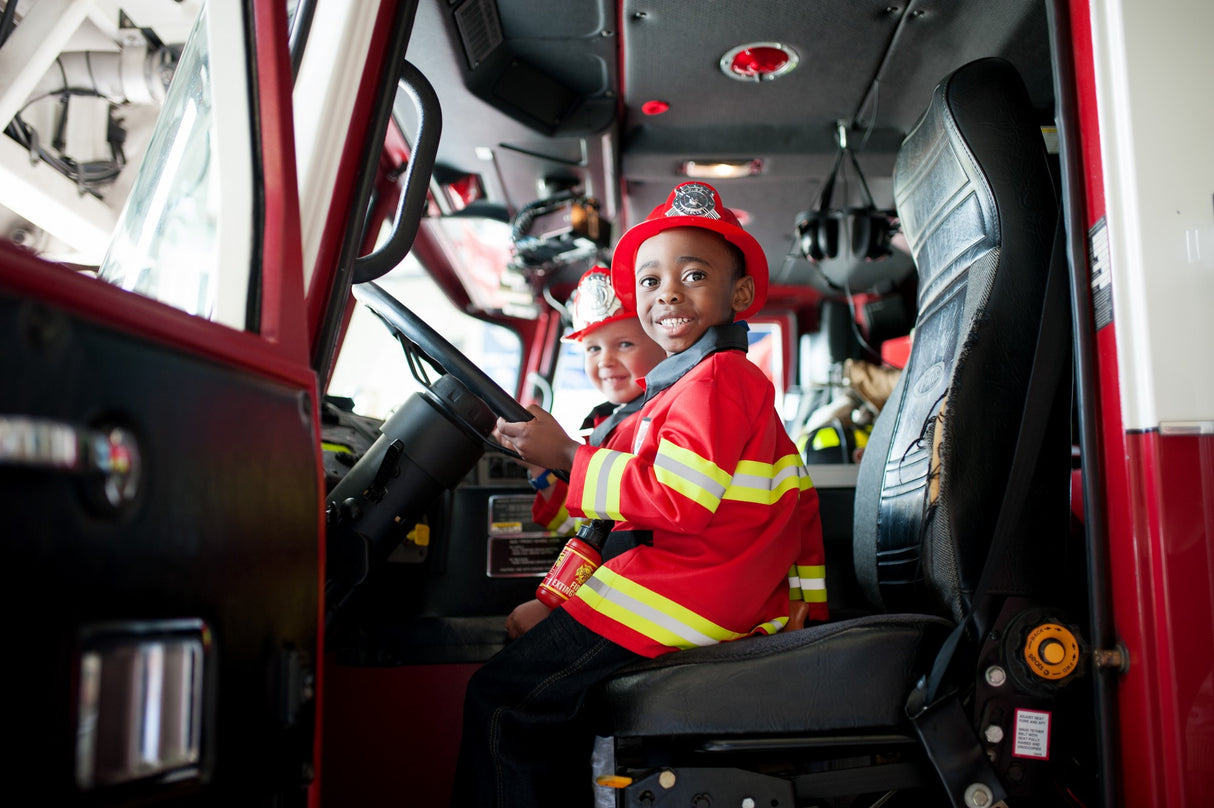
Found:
[531,398,643,532]
[562,324,828,658]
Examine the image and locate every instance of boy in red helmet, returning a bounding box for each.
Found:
[508,266,666,638]
[453,182,828,808]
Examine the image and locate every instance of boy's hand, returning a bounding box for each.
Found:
[505,598,554,639]
[495,406,580,472]
[787,599,811,631]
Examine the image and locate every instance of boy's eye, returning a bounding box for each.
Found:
[585,345,601,353]
[638,276,657,288]
[618,340,634,349]
[684,269,707,282]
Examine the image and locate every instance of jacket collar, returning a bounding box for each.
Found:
[579,400,618,432]
[585,396,645,446]
[642,322,749,404]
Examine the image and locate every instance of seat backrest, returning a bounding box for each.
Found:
[853,58,1069,622]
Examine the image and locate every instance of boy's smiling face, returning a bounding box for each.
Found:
[633,227,755,355]
[580,317,666,404]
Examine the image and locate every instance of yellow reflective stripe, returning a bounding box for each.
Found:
[797,564,826,580]
[754,616,788,635]
[653,439,731,512]
[579,566,747,649]
[724,454,812,504]
[788,563,802,600]
[812,429,841,450]
[854,428,870,448]
[797,564,828,603]
[543,503,572,532]
[581,448,630,519]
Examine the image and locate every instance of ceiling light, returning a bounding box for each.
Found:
[720,43,799,82]
[680,159,763,180]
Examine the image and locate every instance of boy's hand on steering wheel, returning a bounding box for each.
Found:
[495,406,579,473]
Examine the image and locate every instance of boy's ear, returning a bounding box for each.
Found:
[731,274,756,315]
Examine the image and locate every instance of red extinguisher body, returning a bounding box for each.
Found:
[536,520,613,608]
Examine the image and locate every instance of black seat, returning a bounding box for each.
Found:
[595,57,1072,805]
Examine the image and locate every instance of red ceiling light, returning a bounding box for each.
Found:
[720,42,799,82]
[642,99,671,115]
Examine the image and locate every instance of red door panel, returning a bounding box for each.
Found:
[0,253,320,803]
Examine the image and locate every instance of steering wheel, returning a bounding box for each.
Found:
[351,281,534,445]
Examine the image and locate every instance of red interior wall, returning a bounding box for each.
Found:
[320,657,478,806]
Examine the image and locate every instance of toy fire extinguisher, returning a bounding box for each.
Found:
[536,519,613,608]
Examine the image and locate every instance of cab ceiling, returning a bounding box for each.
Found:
[405,0,1053,287]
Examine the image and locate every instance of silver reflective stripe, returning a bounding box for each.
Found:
[731,463,801,493]
[731,472,768,490]
[582,575,719,648]
[755,617,788,635]
[776,463,803,488]
[654,450,728,501]
[592,450,629,516]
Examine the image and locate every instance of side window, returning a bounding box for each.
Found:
[747,320,788,418]
[550,340,598,437]
[98,4,256,330]
[327,254,522,420]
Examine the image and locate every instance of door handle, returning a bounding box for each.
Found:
[0,416,141,508]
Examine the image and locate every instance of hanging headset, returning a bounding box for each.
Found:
[796,123,897,264]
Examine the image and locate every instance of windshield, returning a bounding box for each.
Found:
[327,254,522,421]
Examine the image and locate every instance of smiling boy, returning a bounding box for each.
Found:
[508,267,666,639]
[632,223,752,353]
[453,182,827,808]
[523,267,666,534]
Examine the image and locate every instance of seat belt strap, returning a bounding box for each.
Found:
[908,214,1070,808]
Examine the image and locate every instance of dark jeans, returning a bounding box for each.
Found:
[451,607,643,808]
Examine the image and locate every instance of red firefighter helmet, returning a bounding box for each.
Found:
[610,181,769,321]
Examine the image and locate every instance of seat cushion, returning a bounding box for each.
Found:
[598,614,951,738]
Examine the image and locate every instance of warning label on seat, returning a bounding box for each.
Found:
[1012,708,1051,760]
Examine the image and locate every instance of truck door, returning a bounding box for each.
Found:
[0,4,320,804]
